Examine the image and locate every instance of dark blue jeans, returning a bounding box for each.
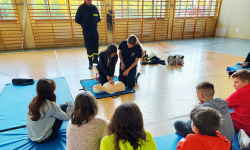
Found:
[174,120,194,137]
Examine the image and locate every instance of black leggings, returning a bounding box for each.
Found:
[118,66,136,88]
[97,68,109,85]
[38,104,67,143]
[174,120,194,137]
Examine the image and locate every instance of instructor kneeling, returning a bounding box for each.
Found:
[118,35,143,88]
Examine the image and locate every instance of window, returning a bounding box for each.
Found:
[175,0,218,17]
[32,0,102,19]
[32,0,70,19]
[113,0,166,18]
[0,0,15,20]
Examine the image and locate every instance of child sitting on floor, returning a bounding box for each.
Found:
[234,52,250,71]
[174,82,234,142]
[100,102,157,150]
[67,92,109,150]
[226,70,250,134]
[176,107,231,150]
[26,79,74,143]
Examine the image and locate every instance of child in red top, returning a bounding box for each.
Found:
[226,69,250,134]
[177,107,231,150]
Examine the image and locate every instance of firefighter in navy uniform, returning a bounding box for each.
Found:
[75,0,101,69]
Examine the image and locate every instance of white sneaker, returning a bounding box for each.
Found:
[238,129,250,150]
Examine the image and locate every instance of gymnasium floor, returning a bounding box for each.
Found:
[0,37,248,137]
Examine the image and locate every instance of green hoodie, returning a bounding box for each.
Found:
[100,130,157,150]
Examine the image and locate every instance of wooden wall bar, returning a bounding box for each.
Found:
[0,0,223,50]
[0,0,24,50]
[171,0,221,39]
[27,0,108,48]
[112,0,170,44]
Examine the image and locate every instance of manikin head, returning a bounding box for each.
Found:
[93,84,102,93]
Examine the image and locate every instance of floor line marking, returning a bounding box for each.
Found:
[54,50,65,77]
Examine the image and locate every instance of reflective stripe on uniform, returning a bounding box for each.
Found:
[93,14,98,16]
[88,54,93,58]
[93,53,98,56]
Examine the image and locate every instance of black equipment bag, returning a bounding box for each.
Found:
[12,78,34,86]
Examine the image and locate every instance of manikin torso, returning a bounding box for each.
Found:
[93,81,126,94]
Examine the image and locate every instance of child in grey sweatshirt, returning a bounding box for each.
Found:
[174,82,235,142]
[26,79,74,143]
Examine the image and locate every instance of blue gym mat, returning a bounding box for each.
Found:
[227,66,236,72]
[0,121,68,150]
[0,77,73,131]
[229,108,235,113]
[153,132,182,150]
[80,77,135,99]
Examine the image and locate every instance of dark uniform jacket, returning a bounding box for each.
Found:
[75,3,101,29]
[96,52,117,77]
[118,41,142,67]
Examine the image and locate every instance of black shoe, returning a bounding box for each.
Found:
[228,71,236,77]
[89,63,93,69]
[88,57,93,69]
[93,55,98,64]
[135,72,141,84]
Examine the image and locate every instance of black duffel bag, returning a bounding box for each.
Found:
[12,78,34,86]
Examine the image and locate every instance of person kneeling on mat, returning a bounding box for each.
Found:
[96,43,118,85]
[26,79,74,143]
[118,35,143,88]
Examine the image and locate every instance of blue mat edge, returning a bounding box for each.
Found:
[0,130,246,150]
[0,84,7,97]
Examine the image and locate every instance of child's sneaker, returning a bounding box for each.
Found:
[96,73,99,82]
[238,129,250,150]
